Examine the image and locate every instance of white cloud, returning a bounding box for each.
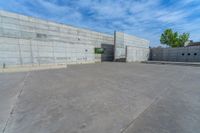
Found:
[157,10,189,23]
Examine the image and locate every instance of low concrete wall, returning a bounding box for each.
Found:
[150,46,200,62]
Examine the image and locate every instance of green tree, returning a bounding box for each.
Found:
[179,33,190,46]
[160,29,189,47]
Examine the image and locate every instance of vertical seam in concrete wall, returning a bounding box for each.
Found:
[52,41,56,65]
[18,39,23,66]
[36,41,40,66]
[30,40,33,66]
[114,31,116,61]
[125,46,128,62]
[64,43,67,65]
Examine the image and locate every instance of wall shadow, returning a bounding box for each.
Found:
[101,44,114,62]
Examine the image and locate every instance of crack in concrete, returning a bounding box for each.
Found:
[120,70,187,133]
[2,72,31,133]
[120,86,170,133]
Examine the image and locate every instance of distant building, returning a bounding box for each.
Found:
[185,40,200,47]
[188,42,200,46]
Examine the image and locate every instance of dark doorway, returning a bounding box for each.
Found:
[101,44,114,61]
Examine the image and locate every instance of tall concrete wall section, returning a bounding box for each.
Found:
[0,10,114,68]
[114,32,126,61]
[114,32,150,62]
[150,46,200,62]
[123,33,150,48]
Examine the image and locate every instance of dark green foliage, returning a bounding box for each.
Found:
[160,29,190,47]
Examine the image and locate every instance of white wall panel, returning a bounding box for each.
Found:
[0,10,114,68]
[114,32,150,62]
[126,46,149,62]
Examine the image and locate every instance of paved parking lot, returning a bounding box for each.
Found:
[1,62,200,133]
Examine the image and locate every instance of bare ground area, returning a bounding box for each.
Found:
[1,62,200,133]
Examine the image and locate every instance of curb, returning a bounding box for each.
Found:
[142,61,200,67]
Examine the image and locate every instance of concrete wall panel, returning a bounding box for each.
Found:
[150,46,200,62]
[0,10,114,68]
[126,46,149,62]
[114,32,150,62]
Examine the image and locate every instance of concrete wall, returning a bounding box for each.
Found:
[0,37,95,67]
[0,10,152,68]
[114,32,126,60]
[150,46,200,62]
[114,32,150,62]
[0,10,114,68]
[126,46,149,62]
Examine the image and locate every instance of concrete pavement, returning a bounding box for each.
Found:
[0,72,27,132]
[1,63,200,133]
[143,61,200,67]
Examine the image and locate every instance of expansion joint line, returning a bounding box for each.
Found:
[120,70,186,133]
[2,72,31,133]
[120,87,170,133]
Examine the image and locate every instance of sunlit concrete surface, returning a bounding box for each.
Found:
[0,72,27,132]
[1,63,200,133]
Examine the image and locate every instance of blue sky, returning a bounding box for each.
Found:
[0,0,200,47]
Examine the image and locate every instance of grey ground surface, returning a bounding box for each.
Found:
[0,72,27,132]
[0,62,200,133]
